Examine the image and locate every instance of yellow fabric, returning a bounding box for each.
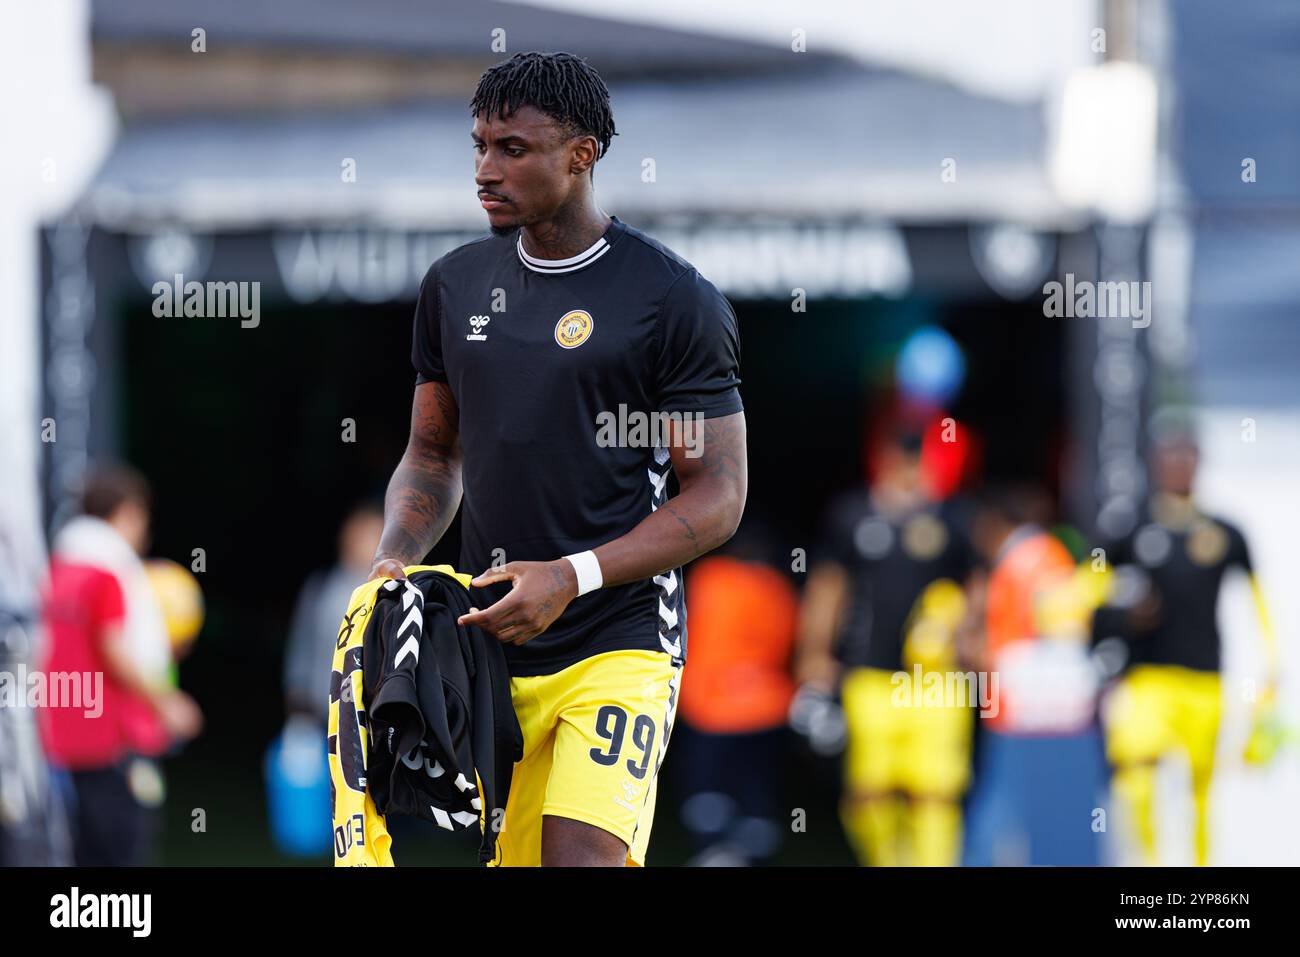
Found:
[329,564,472,867]
[1111,763,1157,865]
[1242,573,1283,767]
[905,798,962,867]
[1248,574,1278,674]
[1103,664,1222,866]
[841,794,902,867]
[901,578,965,672]
[490,649,681,867]
[1040,564,1111,640]
[1103,665,1221,768]
[841,667,972,799]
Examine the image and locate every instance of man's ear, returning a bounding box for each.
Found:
[569,135,599,176]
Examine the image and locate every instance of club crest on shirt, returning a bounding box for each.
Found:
[554,309,594,349]
[1186,520,1228,567]
[902,513,948,561]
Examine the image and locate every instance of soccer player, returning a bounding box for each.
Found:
[797,429,975,866]
[1096,426,1277,866]
[367,52,747,867]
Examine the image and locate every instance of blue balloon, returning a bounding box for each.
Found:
[897,327,966,403]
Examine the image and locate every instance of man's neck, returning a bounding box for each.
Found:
[870,481,924,520]
[520,200,611,260]
[1152,491,1198,529]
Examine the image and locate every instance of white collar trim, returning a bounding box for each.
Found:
[517,232,611,274]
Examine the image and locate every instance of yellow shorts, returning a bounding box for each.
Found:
[1103,665,1221,775]
[492,649,682,867]
[841,667,972,799]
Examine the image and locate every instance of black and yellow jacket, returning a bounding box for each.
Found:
[328,565,521,865]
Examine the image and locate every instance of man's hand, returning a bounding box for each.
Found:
[1128,585,1163,634]
[796,653,840,693]
[458,560,579,645]
[367,557,408,582]
[154,689,203,741]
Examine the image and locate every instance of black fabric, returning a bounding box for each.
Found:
[1099,508,1252,673]
[410,216,743,676]
[68,763,156,866]
[816,492,974,670]
[673,723,790,863]
[361,570,522,864]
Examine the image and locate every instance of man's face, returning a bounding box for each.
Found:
[472,106,591,235]
[340,512,384,574]
[1153,440,1198,496]
[875,444,924,494]
[112,499,151,556]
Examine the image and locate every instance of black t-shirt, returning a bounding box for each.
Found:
[818,492,974,671]
[411,216,743,676]
[1102,502,1252,672]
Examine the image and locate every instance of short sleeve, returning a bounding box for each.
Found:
[92,570,126,646]
[654,270,743,418]
[1226,522,1253,574]
[815,495,860,567]
[412,264,447,384]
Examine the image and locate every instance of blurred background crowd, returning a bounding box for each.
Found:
[2,0,1297,866]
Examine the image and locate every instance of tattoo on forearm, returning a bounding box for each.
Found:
[376,446,461,565]
[661,502,702,555]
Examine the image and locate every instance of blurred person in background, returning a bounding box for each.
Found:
[962,484,1105,866]
[1093,419,1278,866]
[673,517,797,866]
[39,465,203,866]
[283,500,385,723]
[798,427,976,866]
[270,500,383,858]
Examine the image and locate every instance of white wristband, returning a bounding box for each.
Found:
[563,550,603,597]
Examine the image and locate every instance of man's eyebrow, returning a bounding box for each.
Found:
[470,132,531,145]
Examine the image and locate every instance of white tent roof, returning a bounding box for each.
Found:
[84,65,1073,231]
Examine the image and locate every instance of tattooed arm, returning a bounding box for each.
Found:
[367,380,463,581]
[461,412,747,643]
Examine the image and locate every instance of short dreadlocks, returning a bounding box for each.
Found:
[470,52,616,160]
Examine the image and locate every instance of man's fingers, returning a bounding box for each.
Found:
[368,562,407,582]
[457,606,489,627]
[458,594,518,629]
[494,620,535,644]
[471,563,517,587]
